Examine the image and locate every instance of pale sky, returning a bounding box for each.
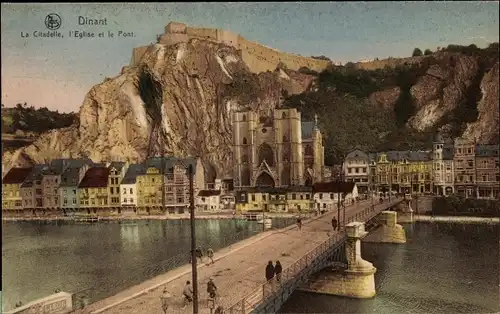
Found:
[1,2,499,113]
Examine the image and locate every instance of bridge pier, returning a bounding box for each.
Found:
[299,222,377,299]
[363,211,406,244]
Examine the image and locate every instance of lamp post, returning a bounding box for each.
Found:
[188,164,199,313]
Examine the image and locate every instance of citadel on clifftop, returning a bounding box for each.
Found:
[129,22,333,73]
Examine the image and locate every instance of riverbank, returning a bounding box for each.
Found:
[398,213,499,224]
[2,212,304,222]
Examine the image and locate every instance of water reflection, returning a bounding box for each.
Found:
[2,218,294,311]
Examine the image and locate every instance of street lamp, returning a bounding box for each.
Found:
[188,164,199,313]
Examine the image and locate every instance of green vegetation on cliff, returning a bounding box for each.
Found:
[283,43,499,165]
[1,103,77,134]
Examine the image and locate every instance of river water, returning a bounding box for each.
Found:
[280,223,500,314]
[1,218,294,311]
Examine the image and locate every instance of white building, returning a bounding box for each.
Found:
[120,164,143,209]
[432,134,455,196]
[196,190,222,212]
[312,182,359,211]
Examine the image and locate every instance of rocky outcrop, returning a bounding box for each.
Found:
[407,53,479,131]
[368,87,401,110]
[2,39,312,179]
[462,62,500,143]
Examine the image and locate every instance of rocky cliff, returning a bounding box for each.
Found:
[3,40,499,173]
[3,39,315,180]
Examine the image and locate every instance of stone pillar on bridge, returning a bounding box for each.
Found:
[363,211,406,244]
[299,222,377,298]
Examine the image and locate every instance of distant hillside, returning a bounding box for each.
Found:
[1,103,77,152]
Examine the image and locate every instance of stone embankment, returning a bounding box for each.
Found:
[398,213,499,224]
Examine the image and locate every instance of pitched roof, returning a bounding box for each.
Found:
[3,167,33,184]
[346,149,369,160]
[312,181,356,193]
[198,190,222,197]
[48,158,93,175]
[301,121,314,139]
[121,164,145,184]
[368,151,431,162]
[60,167,84,187]
[78,167,110,188]
[20,165,47,188]
[108,161,126,171]
[476,144,499,157]
[145,156,200,175]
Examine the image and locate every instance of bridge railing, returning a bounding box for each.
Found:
[225,232,347,313]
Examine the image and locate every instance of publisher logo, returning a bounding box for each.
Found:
[45,13,62,30]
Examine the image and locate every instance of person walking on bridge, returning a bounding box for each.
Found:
[207,247,215,264]
[181,281,193,309]
[296,217,302,230]
[274,260,283,282]
[265,260,275,281]
[331,217,338,231]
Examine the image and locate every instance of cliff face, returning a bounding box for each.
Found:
[3,38,498,171]
[2,39,313,179]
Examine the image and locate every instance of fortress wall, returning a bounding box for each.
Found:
[355,56,424,70]
[130,46,150,66]
[158,33,189,46]
[186,27,218,41]
[216,29,239,47]
[238,36,329,73]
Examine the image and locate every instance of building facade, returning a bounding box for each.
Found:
[2,167,33,211]
[120,164,143,209]
[453,138,477,197]
[108,162,128,209]
[343,150,370,194]
[197,190,222,211]
[20,165,46,211]
[432,134,455,195]
[370,151,432,194]
[78,167,110,213]
[60,164,90,211]
[232,107,325,189]
[475,144,500,199]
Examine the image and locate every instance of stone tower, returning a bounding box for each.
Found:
[232,107,324,188]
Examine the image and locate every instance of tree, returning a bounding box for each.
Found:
[424,49,432,56]
[412,48,423,57]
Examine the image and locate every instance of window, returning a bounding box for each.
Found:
[251,195,255,201]
[242,137,247,145]
[129,188,133,194]
[242,114,246,122]
[306,194,310,200]
[319,193,323,200]
[123,188,127,194]
[355,168,359,173]
[292,193,296,200]
[73,199,76,204]
[348,168,352,173]
[263,195,266,201]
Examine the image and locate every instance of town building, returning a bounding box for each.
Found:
[285,186,314,213]
[60,163,91,213]
[232,107,325,188]
[41,160,69,209]
[312,181,358,212]
[78,166,111,213]
[475,144,500,199]
[108,161,128,209]
[197,190,222,211]
[2,167,33,212]
[120,164,144,211]
[20,165,47,213]
[136,158,166,214]
[432,134,455,195]
[163,157,204,214]
[370,151,432,194]
[453,138,477,197]
[343,150,370,194]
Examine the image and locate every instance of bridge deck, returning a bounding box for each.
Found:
[78,199,402,314]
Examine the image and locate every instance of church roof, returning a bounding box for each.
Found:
[301,121,314,139]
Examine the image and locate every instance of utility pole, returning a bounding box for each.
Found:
[188,164,199,313]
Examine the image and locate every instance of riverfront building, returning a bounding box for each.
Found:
[2,167,33,212]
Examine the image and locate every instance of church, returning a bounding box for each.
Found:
[232,107,325,188]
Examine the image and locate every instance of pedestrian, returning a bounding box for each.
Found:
[207,277,218,299]
[296,217,302,230]
[181,281,193,309]
[265,260,275,281]
[195,247,203,263]
[274,260,282,282]
[331,217,338,231]
[160,287,170,314]
[207,247,215,264]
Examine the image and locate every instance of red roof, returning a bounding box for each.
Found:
[312,181,355,193]
[3,167,33,184]
[78,167,110,188]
